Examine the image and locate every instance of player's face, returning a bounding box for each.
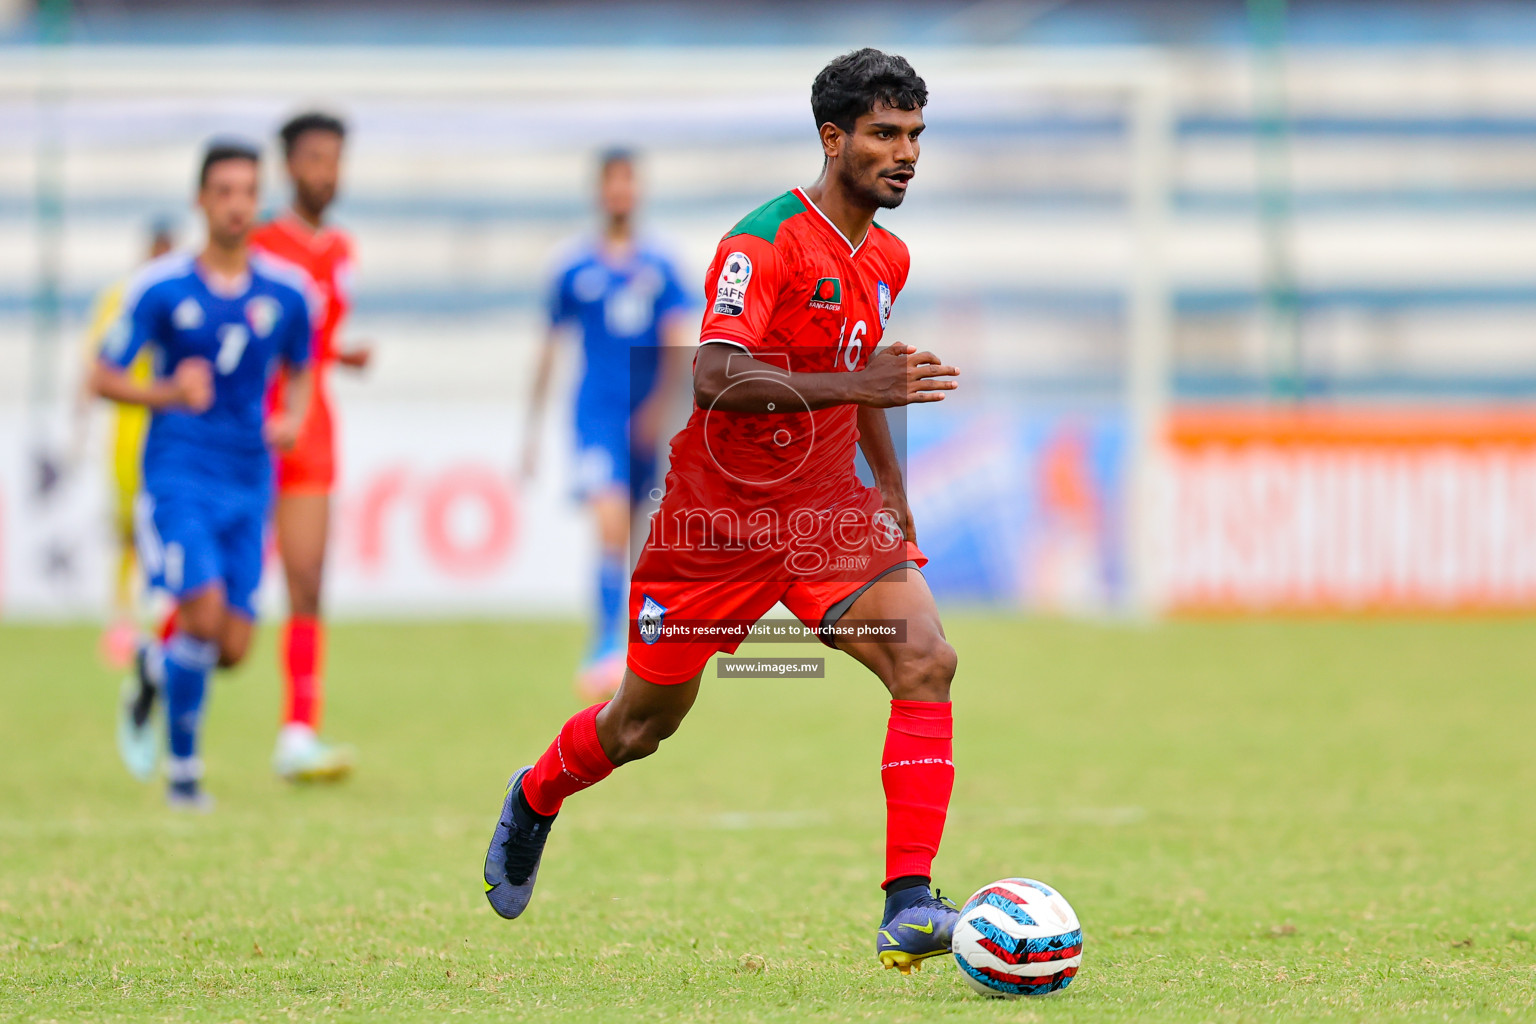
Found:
[287,129,343,214]
[198,158,259,249]
[600,160,638,220]
[836,102,924,210]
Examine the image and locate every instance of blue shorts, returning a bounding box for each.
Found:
[574,416,656,506]
[133,486,267,618]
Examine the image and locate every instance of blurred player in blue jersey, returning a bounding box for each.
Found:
[92,139,314,810]
[521,149,695,700]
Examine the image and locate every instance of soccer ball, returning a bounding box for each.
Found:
[951,878,1082,997]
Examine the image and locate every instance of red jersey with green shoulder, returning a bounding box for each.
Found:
[251,213,353,367]
[250,213,355,490]
[638,187,910,583]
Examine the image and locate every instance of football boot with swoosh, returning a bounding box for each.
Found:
[876,885,960,974]
[483,766,556,920]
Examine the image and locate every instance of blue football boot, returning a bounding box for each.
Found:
[483,766,556,920]
[876,885,960,974]
[165,778,214,813]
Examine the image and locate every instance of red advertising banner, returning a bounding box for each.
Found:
[1167,408,1536,612]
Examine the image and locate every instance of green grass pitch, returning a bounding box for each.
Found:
[2,617,1533,1022]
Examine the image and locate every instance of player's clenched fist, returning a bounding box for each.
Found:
[171,357,214,413]
[263,413,301,452]
[855,342,959,407]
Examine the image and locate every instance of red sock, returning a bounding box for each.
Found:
[881,700,954,887]
[521,702,616,817]
[282,616,323,728]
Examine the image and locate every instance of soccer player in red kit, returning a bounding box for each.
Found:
[484,49,962,974]
[251,111,372,782]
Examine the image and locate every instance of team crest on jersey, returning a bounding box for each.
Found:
[877,280,892,330]
[172,297,204,330]
[808,276,842,311]
[714,251,752,317]
[638,594,668,645]
[245,295,280,338]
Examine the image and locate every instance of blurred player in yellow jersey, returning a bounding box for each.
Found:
[84,219,176,669]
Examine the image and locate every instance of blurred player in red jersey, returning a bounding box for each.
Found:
[251,111,372,782]
[483,50,966,975]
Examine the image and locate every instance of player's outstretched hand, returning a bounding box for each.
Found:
[337,342,373,371]
[856,342,959,407]
[172,358,214,413]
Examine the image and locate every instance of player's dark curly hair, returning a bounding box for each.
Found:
[279,111,347,157]
[598,146,636,174]
[198,137,260,187]
[811,48,927,133]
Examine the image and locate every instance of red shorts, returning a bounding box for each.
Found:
[625,540,926,685]
[276,392,335,494]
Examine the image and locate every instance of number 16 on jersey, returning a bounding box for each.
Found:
[836,318,867,372]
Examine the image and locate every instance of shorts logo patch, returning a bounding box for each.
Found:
[877,280,892,329]
[245,295,280,338]
[172,297,204,330]
[808,276,842,311]
[713,252,752,317]
[638,594,668,645]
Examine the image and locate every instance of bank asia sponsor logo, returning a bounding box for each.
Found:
[877,280,892,329]
[638,594,668,644]
[713,251,752,316]
[808,276,842,311]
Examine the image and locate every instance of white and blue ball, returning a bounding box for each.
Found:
[951,878,1082,997]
